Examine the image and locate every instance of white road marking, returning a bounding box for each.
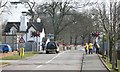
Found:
[46,51,65,63]
[36,65,43,68]
[36,51,65,68]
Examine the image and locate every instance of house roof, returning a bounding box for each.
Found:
[4,22,20,33]
[27,22,44,32]
[3,21,44,33]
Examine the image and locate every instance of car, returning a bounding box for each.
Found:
[45,42,60,54]
[0,44,12,53]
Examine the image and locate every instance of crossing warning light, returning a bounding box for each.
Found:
[92,32,100,37]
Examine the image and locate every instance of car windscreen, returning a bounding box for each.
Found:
[46,42,57,49]
[0,45,5,48]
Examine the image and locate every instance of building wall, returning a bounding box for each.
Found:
[23,27,36,42]
[39,28,45,50]
[23,27,45,51]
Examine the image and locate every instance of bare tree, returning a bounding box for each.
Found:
[91,1,120,69]
[72,11,94,45]
[21,0,38,23]
[0,0,8,15]
[57,10,94,45]
[0,0,8,42]
[36,0,74,41]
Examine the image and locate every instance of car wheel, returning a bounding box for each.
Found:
[56,51,59,54]
[3,51,5,53]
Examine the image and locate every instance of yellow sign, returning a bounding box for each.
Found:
[20,48,24,57]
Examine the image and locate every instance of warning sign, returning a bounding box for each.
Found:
[19,37,25,43]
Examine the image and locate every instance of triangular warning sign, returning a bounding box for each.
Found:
[19,37,25,43]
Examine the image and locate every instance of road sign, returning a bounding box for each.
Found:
[47,33,54,39]
[19,37,25,43]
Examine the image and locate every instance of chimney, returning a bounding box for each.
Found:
[20,11,27,31]
[37,18,41,23]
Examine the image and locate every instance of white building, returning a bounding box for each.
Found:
[2,0,46,51]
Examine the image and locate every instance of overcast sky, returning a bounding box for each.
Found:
[1,0,119,22]
[8,0,109,4]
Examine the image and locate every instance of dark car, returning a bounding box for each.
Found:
[45,42,60,54]
[0,44,12,53]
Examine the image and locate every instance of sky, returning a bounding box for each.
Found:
[1,0,120,22]
[8,0,109,4]
[7,0,113,10]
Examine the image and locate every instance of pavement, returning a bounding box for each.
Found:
[81,53,110,72]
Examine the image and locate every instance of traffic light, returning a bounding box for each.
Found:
[31,31,40,37]
[96,32,99,37]
[36,31,40,37]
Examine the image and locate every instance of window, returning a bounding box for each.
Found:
[30,31,33,37]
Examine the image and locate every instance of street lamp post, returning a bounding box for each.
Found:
[102,33,105,58]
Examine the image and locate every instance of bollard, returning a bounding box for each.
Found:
[20,48,24,58]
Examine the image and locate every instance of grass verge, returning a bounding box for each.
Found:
[106,62,112,69]
[118,60,120,72]
[102,56,120,72]
[2,52,36,60]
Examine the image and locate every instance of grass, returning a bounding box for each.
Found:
[102,57,112,69]
[101,55,120,72]
[2,52,36,60]
[106,60,120,72]
[118,60,120,72]
[106,62,112,69]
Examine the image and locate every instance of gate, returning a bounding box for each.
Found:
[25,41,37,51]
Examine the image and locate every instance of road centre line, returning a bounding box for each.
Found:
[36,65,43,68]
[36,51,65,68]
[46,51,65,63]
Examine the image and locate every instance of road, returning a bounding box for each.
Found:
[1,50,84,71]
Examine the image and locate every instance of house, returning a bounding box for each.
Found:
[2,0,46,51]
[2,18,45,51]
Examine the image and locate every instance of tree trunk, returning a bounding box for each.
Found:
[70,36,72,44]
[81,36,85,46]
[102,34,105,58]
[74,35,78,50]
[74,35,78,45]
[112,35,118,69]
[54,34,57,41]
[112,42,117,69]
[88,34,91,43]
[109,36,113,63]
